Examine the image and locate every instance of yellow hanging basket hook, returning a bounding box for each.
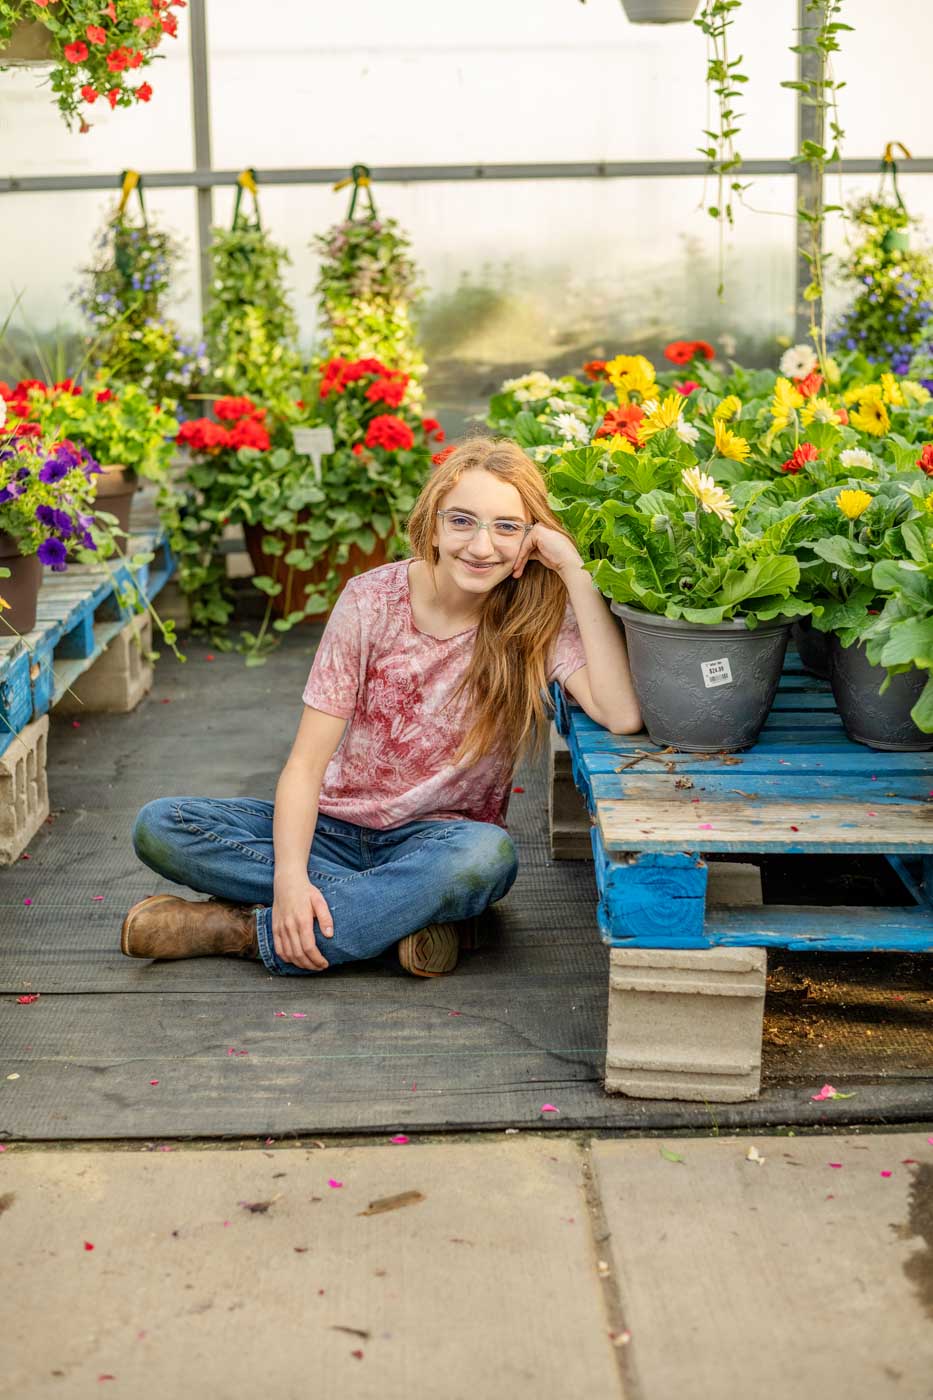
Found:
[117,169,140,215]
[882,141,913,164]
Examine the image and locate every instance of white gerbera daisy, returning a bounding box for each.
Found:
[779,344,819,379]
[839,448,875,472]
[675,418,699,445]
[552,413,590,444]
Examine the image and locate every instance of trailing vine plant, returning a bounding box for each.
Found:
[695,0,748,298]
[784,0,849,374]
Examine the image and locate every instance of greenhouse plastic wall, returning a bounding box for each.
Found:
[1,0,932,423]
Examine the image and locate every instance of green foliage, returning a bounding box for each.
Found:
[32,385,178,484]
[694,1,749,297]
[205,219,302,402]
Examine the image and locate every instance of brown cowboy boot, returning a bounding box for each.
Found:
[121,894,263,961]
[397,923,460,977]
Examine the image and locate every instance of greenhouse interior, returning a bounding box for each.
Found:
[1,2,932,1397]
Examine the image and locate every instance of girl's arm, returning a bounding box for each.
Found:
[512,529,642,735]
[558,559,642,734]
[272,705,349,971]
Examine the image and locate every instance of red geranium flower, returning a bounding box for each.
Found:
[176,419,231,453]
[95,388,114,403]
[228,418,271,451]
[583,360,608,381]
[432,445,457,467]
[781,442,820,474]
[16,379,47,396]
[351,444,364,456]
[64,42,90,64]
[13,423,42,438]
[675,380,700,395]
[53,379,82,395]
[215,396,259,421]
[917,444,933,476]
[364,375,408,408]
[0,382,12,400]
[421,417,445,442]
[595,403,645,442]
[365,414,415,452]
[794,370,823,398]
[86,25,107,44]
[81,84,99,103]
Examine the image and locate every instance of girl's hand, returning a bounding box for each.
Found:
[272,872,333,972]
[512,523,584,580]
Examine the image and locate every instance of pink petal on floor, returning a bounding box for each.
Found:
[828,1162,843,1169]
[274,1011,287,1018]
[698,823,714,830]
[881,1170,892,1178]
[0,1145,7,1151]
[92,895,104,901]
[149,1080,159,1086]
[411,1083,417,1091]
[16,995,39,1005]
[867,811,878,817]
[156,1145,174,1152]
[23,899,32,907]
[512,786,525,794]
[292,1012,307,1019]
[71,721,80,729]
[227,1048,236,1056]
[84,1241,95,1251]
[541,1104,559,1114]
[264,1138,275,1145]
[902,1159,918,1165]
[391,1135,409,1144]
[20,854,29,860]
[449,1011,462,1017]
[811,1084,837,1101]
[328,1179,343,1189]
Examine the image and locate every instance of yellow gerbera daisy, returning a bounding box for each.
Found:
[902,380,932,406]
[800,397,844,427]
[843,382,883,407]
[836,488,873,520]
[712,394,742,422]
[770,377,804,431]
[880,373,905,407]
[637,392,685,443]
[849,397,890,437]
[681,467,735,524]
[605,354,657,404]
[714,419,751,462]
[592,433,636,457]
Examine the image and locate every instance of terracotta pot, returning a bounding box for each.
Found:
[0,19,55,65]
[92,465,139,536]
[243,521,391,620]
[0,532,43,636]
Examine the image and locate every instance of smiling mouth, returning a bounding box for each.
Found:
[459,558,500,571]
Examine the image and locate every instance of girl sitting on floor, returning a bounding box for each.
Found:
[122,437,641,977]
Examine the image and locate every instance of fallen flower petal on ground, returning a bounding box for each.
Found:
[811,1084,837,1101]
[16,995,39,1004]
[84,1241,94,1251]
[391,1135,409,1144]
[328,1179,343,1189]
[881,1170,892,1178]
[660,1147,685,1164]
[746,1145,765,1166]
[828,1162,843,1168]
[540,1104,559,1113]
[149,1079,159,1086]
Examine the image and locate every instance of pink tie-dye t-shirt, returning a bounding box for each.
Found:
[302,559,588,830]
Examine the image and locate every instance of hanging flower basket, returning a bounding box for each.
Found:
[620,0,699,23]
[0,19,54,66]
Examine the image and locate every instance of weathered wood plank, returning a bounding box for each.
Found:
[598,902,933,952]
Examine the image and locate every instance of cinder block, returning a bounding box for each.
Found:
[57,614,153,716]
[0,715,49,865]
[549,726,592,859]
[153,578,191,632]
[604,943,768,1103]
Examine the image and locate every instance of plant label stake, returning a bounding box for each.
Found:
[292,427,334,484]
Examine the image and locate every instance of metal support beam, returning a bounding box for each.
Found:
[1,158,930,197]
[187,0,213,322]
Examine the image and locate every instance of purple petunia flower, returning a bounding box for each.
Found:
[35,504,57,527]
[37,537,68,570]
[15,465,30,480]
[39,458,70,484]
[52,509,73,537]
[0,486,15,505]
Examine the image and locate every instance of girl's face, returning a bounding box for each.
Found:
[432,469,532,596]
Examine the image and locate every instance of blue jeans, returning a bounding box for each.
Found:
[132,798,519,976]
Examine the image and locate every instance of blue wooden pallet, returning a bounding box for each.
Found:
[0,532,174,759]
[554,656,933,953]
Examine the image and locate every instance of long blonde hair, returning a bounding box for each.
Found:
[407,437,576,767]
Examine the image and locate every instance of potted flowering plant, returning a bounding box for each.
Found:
[0,0,183,129]
[4,379,178,533]
[548,428,807,751]
[0,406,100,632]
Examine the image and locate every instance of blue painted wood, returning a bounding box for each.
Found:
[0,530,174,758]
[555,660,933,951]
[593,841,708,945]
[597,902,933,952]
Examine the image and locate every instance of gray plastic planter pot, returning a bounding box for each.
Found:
[792,617,831,679]
[829,636,933,751]
[612,604,791,752]
[620,0,699,21]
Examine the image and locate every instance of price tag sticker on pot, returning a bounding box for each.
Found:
[292,427,334,484]
[701,657,733,689]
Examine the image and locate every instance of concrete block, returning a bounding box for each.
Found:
[57,614,153,716]
[604,943,768,1102]
[548,727,591,860]
[706,860,763,907]
[0,714,49,865]
[153,578,191,632]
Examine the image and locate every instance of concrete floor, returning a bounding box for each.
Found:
[2,1129,931,1399]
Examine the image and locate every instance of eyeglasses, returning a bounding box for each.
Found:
[436,509,534,544]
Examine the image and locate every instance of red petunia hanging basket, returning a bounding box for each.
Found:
[620,0,699,22]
